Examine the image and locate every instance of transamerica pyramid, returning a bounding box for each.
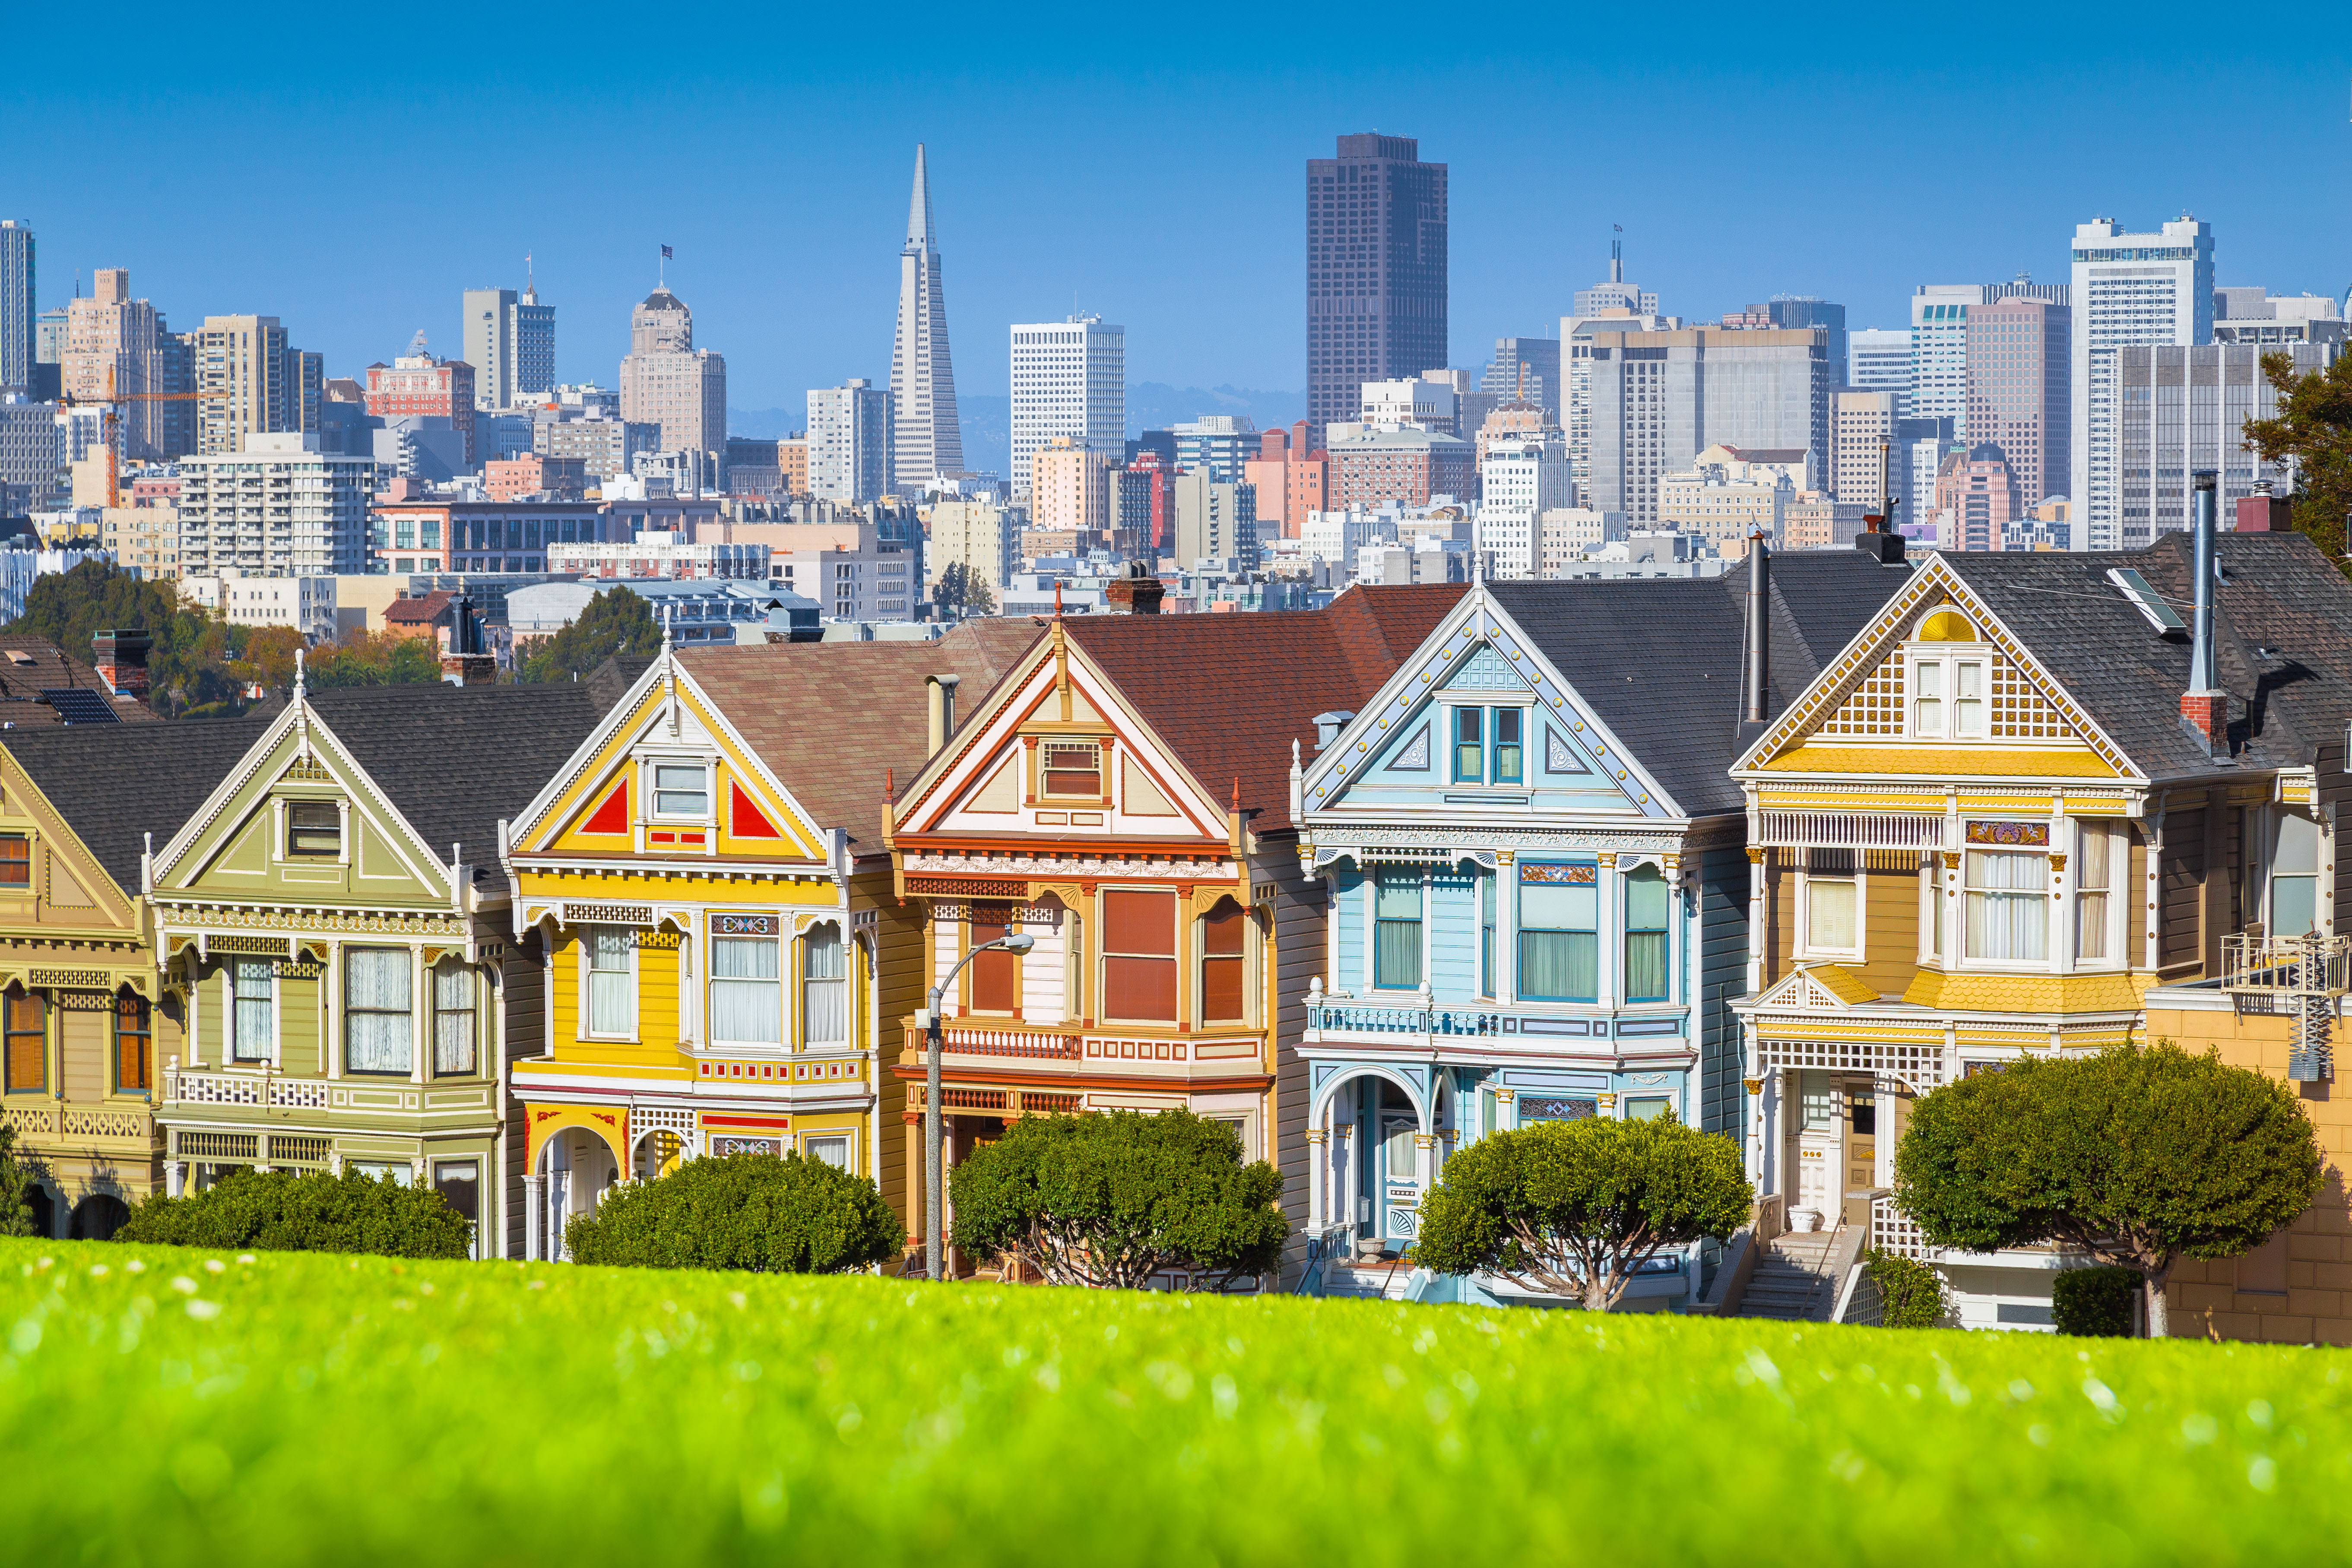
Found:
[889,143,963,492]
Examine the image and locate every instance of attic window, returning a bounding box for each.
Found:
[0,835,25,886]
[287,801,339,857]
[1042,742,1103,798]
[2105,568,2187,636]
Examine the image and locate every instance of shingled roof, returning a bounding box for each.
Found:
[3,717,266,896]
[1488,548,1915,817]
[1056,583,1468,835]
[1942,530,2352,782]
[0,635,164,728]
[678,620,1043,857]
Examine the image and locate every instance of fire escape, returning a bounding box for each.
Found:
[2220,931,2349,1083]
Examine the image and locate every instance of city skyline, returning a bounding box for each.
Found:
[13,6,2352,413]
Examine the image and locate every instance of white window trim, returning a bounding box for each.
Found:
[2069,820,2129,972]
[638,751,718,826]
[801,1130,855,1173]
[1794,867,1866,963]
[707,921,786,1053]
[579,925,640,1042]
[800,920,850,1050]
[1907,648,1992,741]
[1616,1087,1680,1123]
[1956,842,2057,972]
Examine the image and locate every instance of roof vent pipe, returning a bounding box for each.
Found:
[2181,471,2227,754]
[1744,534,1770,724]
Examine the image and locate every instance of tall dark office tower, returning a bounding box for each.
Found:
[1306,133,1447,447]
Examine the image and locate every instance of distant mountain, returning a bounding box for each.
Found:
[727,382,1306,483]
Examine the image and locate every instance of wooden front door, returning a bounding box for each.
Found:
[1791,1071,1840,1221]
[1843,1084,1878,1227]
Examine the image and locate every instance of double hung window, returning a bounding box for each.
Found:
[803,925,847,1046]
[2075,824,2116,961]
[1450,707,1524,785]
[0,835,28,887]
[968,915,1020,1013]
[652,763,709,818]
[1042,742,1103,798]
[1965,849,2049,961]
[1624,866,1670,1001]
[1478,868,1496,996]
[1804,850,1859,956]
[231,959,274,1062]
[116,994,152,1093]
[4,991,43,1093]
[1518,863,1598,1001]
[804,1135,852,1170]
[345,947,412,1074]
[434,964,476,1075]
[286,801,339,857]
[1200,900,1247,1024]
[711,932,780,1045]
[585,927,635,1036]
[1373,871,1423,989]
[1102,890,1176,1022]
[1910,658,1986,739]
[2271,814,2321,938]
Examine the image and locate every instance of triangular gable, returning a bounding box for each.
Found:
[0,753,141,933]
[1736,556,2139,780]
[506,652,830,864]
[1300,590,1681,819]
[897,629,1226,842]
[1751,964,1879,1011]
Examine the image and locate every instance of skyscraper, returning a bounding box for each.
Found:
[1562,236,1671,501]
[190,316,320,456]
[1847,329,1911,412]
[807,379,892,503]
[1585,325,1831,528]
[1964,296,2070,517]
[1306,133,1448,447]
[890,143,961,494]
[1478,338,1560,419]
[2113,342,2321,546]
[0,221,30,398]
[467,279,559,411]
[1009,314,1123,503]
[2070,216,2215,550]
[62,269,185,461]
[517,274,555,401]
[618,287,726,482]
[1572,233,1657,317]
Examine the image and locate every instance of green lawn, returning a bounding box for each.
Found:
[0,1238,2341,1564]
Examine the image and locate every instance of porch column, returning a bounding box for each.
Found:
[1745,846,1766,993]
[549,1171,569,1261]
[1494,1083,1517,1133]
[1305,1125,1327,1229]
[1339,1118,1359,1234]
[1414,1132,1435,1194]
[1596,854,1619,1009]
[523,1174,543,1261]
[165,1160,186,1197]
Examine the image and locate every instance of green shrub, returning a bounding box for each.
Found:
[950,1110,1286,1289]
[114,1167,469,1258]
[1865,1249,1949,1328]
[564,1152,900,1273]
[0,1126,35,1237]
[2053,1264,2140,1337]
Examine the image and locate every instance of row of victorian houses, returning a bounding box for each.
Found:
[7,504,2352,1340]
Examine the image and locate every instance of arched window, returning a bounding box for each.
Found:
[803,923,847,1046]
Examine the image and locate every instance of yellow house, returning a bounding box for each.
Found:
[0,721,257,1235]
[501,624,1036,1258]
[1728,526,2349,1330]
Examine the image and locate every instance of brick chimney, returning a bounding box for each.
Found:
[1104,560,1164,614]
[2234,481,2291,533]
[91,629,151,699]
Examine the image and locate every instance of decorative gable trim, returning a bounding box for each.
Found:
[1385,724,1431,773]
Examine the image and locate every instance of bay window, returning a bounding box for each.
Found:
[434,964,476,1074]
[1518,862,1598,1001]
[4,990,44,1093]
[2075,824,2117,962]
[1478,868,1496,997]
[1804,851,1859,957]
[1200,899,1248,1024]
[1965,849,2048,962]
[115,994,152,1093]
[1102,890,1176,1021]
[345,947,413,1074]
[232,959,273,1061]
[711,930,781,1045]
[1624,865,1670,1001]
[803,924,847,1046]
[1373,871,1423,989]
[968,915,1020,1013]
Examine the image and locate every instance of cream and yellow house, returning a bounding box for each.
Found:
[0,720,257,1236]
[1732,526,2352,1330]
[500,624,1036,1259]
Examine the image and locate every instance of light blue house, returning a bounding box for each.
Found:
[1292,559,1905,1302]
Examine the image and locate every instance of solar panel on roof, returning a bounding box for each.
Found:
[39,688,122,725]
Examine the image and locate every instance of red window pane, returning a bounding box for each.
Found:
[969,918,1018,1013]
[0,838,27,887]
[1201,900,1247,1023]
[1105,957,1177,1022]
[1103,890,1174,957]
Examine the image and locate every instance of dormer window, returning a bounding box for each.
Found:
[1910,659,1984,739]
[1042,742,1102,798]
[652,763,709,818]
[287,801,340,857]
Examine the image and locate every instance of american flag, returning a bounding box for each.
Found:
[661,244,673,260]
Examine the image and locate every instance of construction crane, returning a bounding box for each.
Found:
[56,364,209,506]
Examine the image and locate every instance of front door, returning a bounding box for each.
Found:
[1843,1084,1878,1228]
[1792,1071,1840,1222]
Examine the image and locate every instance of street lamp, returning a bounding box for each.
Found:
[919,930,1034,1281]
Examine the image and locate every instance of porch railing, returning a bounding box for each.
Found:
[1306,1003,1510,1038]
[2220,931,2352,999]
[899,1022,1083,1060]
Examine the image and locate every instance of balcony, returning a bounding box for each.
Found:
[1304,997,1689,1056]
[896,1017,1267,1090]
[2221,931,2351,1002]
[1,1099,159,1150]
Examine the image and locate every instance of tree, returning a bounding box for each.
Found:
[1413,1114,1752,1311]
[519,587,659,683]
[563,1151,900,1273]
[950,1110,1287,1290]
[1893,1042,2322,1338]
[0,1125,35,1237]
[933,562,997,620]
[4,558,241,717]
[304,629,445,687]
[114,1167,471,1258]
[2244,350,2352,575]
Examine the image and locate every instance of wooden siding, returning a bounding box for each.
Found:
[1332,867,1365,991]
[1427,866,1477,1003]
[60,1003,103,1102]
[549,934,579,1045]
[278,972,321,1078]
[2160,801,2207,969]
[1697,843,1750,1140]
[1851,864,1923,997]
[1270,845,1325,1288]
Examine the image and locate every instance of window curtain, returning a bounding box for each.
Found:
[712,937,780,1045]
[1624,867,1670,1001]
[586,928,634,1036]
[345,948,412,1074]
[1965,852,2048,961]
[1373,873,1423,989]
[233,959,274,1062]
[2075,826,2111,960]
[434,966,475,1075]
[802,927,847,1046]
[1807,878,1858,952]
[1518,877,1597,999]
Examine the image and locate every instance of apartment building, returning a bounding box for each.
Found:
[1009,315,1123,502]
[191,315,321,456]
[175,433,373,577]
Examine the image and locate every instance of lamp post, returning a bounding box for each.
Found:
[920,931,1034,1281]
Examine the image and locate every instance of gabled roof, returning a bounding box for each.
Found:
[1485,550,1914,817]
[678,620,1042,851]
[0,636,163,727]
[1055,584,1467,834]
[381,592,454,624]
[1939,532,2352,781]
[298,684,616,875]
[3,717,265,895]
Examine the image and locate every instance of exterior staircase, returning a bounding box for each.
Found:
[1736,1229,1847,1321]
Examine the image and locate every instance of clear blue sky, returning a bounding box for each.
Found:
[14,3,2350,414]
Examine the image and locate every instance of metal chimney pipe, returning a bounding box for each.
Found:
[1744,534,1770,723]
[2190,472,2219,694]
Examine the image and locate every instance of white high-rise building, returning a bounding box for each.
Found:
[175,433,373,577]
[889,144,963,494]
[1474,436,1572,579]
[1909,286,1980,439]
[0,221,31,398]
[1848,328,1911,411]
[464,282,555,411]
[2070,216,2214,550]
[1008,315,1123,503]
[807,379,892,503]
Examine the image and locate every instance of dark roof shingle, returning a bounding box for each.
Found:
[3,717,265,894]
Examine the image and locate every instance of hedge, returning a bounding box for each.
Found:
[2053,1264,2140,1337]
[113,1167,470,1258]
[1864,1248,1949,1328]
[564,1152,900,1273]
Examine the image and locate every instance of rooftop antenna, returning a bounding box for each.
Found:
[1611,224,1623,284]
[408,327,428,358]
[525,252,536,301]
